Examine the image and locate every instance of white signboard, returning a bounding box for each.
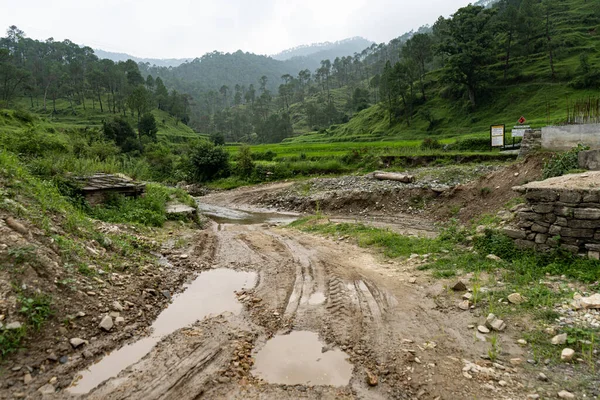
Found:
[490,125,505,147]
[512,125,530,138]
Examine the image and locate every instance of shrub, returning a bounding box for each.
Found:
[139,113,158,141]
[235,145,255,178]
[420,138,442,150]
[103,117,137,151]
[450,137,491,151]
[13,108,35,124]
[542,144,589,179]
[187,141,230,182]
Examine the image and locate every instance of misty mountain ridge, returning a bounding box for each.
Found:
[272,37,374,60]
[93,49,192,68]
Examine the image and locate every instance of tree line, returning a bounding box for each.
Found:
[0,26,191,125]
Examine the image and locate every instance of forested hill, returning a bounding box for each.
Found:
[161,0,600,144]
[272,37,375,69]
[94,49,191,68]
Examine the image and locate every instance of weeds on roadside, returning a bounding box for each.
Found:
[488,333,501,362]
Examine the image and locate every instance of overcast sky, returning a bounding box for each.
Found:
[2,0,472,59]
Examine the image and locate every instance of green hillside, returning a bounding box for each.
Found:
[178,0,600,144]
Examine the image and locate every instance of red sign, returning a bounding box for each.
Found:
[518,116,526,124]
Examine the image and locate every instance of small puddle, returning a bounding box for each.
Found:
[196,203,296,225]
[69,268,256,394]
[252,331,353,386]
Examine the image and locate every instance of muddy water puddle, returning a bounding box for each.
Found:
[197,203,297,225]
[69,268,256,394]
[253,331,353,386]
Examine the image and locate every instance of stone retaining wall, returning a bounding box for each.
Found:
[517,130,541,159]
[542,123,600,151]
[506,173,600,258]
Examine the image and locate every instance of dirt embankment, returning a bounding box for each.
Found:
[0,213,213,398]
[221,155,546,225]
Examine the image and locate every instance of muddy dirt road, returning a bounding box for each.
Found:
[62,190,530,400]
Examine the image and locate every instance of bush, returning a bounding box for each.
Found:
[542,144,589,179]
[103,117,137,152]
[87,184,194,227]
[251,150,277,161]
[13,108,35,124]
[235,145,255,178]
[187,141,230,182]
[450,137,491,151]
[420,138,442,150]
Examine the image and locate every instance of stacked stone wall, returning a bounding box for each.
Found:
[506,186,600,258]
[517,130,542,160]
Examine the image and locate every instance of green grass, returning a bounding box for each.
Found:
[87,184,196,227]
[0,292,53,358]
[290,216,452,257]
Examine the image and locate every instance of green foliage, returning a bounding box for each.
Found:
[103,117,140,153]
[542,144,590,179]
[87,184,194,227]
[210,132,225,146]
[448,137,491,151]
[188,141,230,182]
[18,293,53,331]
[420,138,442,150]
[139,113,158,141]
[235,145,255,178]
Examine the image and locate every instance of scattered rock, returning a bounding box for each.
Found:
[99,315,113,331]
[112,301,124,312]
[23,374,32,385]
[115,316,125,324]
[477,325,490,334]
[408,277,417,284]
[69,338,87,348]
[551,333,567,345]
[517,339,528,346]
[458,300,470,310]
[366,370,378,386]
[59,356,69,364]
[463,293,473,301]
[527,395,540,399]
[161,290,171,300]
[5,322,22,330]
[37,384,55,394]
[48,377,57,385]
[452,281,467,291]
[561,348,575,362]
[558,390,575,399]
[486,254,502,262]
[5,217,29,235]
[510,358,523,366]
[507,293,525,304]
[47,354,58,362]
[179,254,189,259]
[485,314,506,331]
[538,372,549,382]
[580,293,600,309]
[76,311,86,318]
[82,350,94,359]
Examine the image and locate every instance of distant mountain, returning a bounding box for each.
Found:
[474,0,501,7]
[93,49,192,68]
[272,37,375,70]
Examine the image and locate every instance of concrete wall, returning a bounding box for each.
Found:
[542,124,600,151]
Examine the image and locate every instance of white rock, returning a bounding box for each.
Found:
[517,339,528,346]
[458,300,470,310]
[507,293,525,304]
[477,325,490,334]
[69,338,87,348]
[561,348,575,362]
[558,390,575,399]
[37,384,55,394]
[486,254,502,262]
[115,316,125,324]
[527,395,540,399]
[580,293,600,309]
[5,322,22,330]
[551,333,567,345]
[112,301,124,312]
[99,315,113,331]
[463,293,473,301]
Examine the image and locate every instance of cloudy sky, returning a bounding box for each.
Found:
[2,0,471,59]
